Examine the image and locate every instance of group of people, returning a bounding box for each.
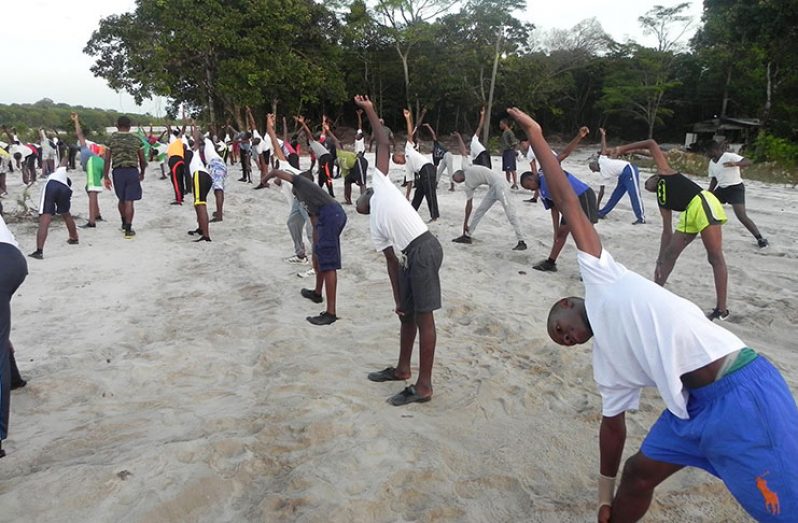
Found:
[1,96,793,523]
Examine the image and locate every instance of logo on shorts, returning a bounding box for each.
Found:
[657,179,667,205]
[756,472,780,516]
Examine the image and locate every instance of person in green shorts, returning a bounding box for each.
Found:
[612,139,729,321]
[71,113,105,228]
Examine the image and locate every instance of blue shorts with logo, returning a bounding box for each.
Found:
[641,356,798,522]
[314,203,347,272]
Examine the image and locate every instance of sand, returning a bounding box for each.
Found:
[1,147,795,522]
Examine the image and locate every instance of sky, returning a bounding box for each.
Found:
[1,0,704,114]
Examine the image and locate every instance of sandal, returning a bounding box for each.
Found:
[367,367,405,382]
[388,385,431,406]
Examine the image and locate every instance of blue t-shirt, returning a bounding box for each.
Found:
[539,171,590,210]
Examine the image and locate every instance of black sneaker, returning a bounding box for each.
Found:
[513,240,527,251]
[301,288,323,303]
[96,215,104,222]
[757,238,769,248]
[193,236,211,242]
[79,223,96,229]
[524,197,538,203]
[632,219,646,225]
[28,250,43,260]
[124,229,136,239]
[533,258,557,272]
[307,311,337,325]
[11,378,26,390]
[707,308,730,321]
[67,238,79,245]
[452,234,472,244]
[188,228,201,236]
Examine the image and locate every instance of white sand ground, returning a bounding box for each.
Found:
[0,146,795,522]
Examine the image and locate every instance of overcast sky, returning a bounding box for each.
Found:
[1,0,703,114]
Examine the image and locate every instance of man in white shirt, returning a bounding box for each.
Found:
[588,128,645,224]
[355,95,443,406]
[392,109,440,222]
[0,211,28,459]
[707,141,768,248]
[450,132,527,251]
[29,157,79,259]
[469,107,492,169]
[518,138,539,202]
[509,106,798,523]
[354,109,366,155]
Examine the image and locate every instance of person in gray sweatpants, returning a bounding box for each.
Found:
[0,213,28,459]
[287,195,313,263]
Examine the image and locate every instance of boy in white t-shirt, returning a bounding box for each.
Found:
[588,128,645,224]
[508,106,798,523]
[706,141,768,248]
[354,95,443,406]
[468,107,492,169]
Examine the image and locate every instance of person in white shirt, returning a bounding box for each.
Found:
[706,141,768,248]
[392,109,440,222]
[469,107,492,169]
[450,132,527,251]
[354,109,366,155]
[518,138,539,202]
[354,95,443,406]
[2,126,36,185]
[0,211,28,459]
[29,157,79,259]
[509,106,798,523]
[588,128,645,224]
[39,128,57,177]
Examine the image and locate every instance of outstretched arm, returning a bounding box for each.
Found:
[261,168,295,186]
[599,128,608,156]
[614,140,676,175]
[423,123,437,142]
[452,132,468,157]
[412,108,427,140]
[558,126,589,162]
[265,114,286,162]
[295,116,314,144]
[353,95,389,174]
[474,106,486,137]
[70,112,87,147]
[356,109,363,132]
[403,108,414,144]
[508,107,601,257]
[322,122,341,148]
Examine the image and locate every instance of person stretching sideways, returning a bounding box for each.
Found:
[588,128,645,224]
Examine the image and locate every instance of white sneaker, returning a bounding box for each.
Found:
[286,255,309,265]
[297,268,316,278]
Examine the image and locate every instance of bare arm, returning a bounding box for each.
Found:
[137,148,146,180]
[356,109,363,131]
[727,157,752,168]
[383,247,402,310]
[599,128,608,156]
[508,107,601,257]
[558,126,589,162]
[403,108,414,144]
[475,106,486,137]
[423,123,437,142]
[412,108,427,139]
[708,177,718,192]
[353,95,389,175]
[655,207,673,284]
[265,114,286,162]
[614,140,676,175]
[261,168,295,185]
[70,113,86,147]
[322,122,341,148]
[452,132,468,157]
[295,116,314,145]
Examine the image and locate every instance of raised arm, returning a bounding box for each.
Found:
[423,123,437,142]
[412,107,427,140]
[265,114,286,162]
[403,109,414,144]
[599,128,608,156]
[295,115,314,144]
[281,116,289,144]
[353,95,389,174]
[452,132,468,157]
[557,126,589,162]
[356,109,363,132]
[508,107,601,257]
[322,122,341,148]
[70,112,87,147]
[614,140,676,175]
[474,106,486,137]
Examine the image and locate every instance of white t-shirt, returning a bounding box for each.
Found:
[203,138,222,162]
[251,130,264,155]
[469,134,486,160]
[189,152,205,174]
[708,152,744,188]
[309,139,329,159]
[370,168,428,252]
[404,141,431,176]
[355,132,365,154]
[48,166,70,187]
[598,155,631,183]
[578,249,745,419]
[0,214,19,249]
[463,165,503,199]
[10,144,33,159]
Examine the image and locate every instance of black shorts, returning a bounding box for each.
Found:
[112,167,143,202]
[560,188,598,225]
[713,183,745,205]
[314,203,347,272]
[288,153,300,170]
[39,180,72,215]
[502,149,516,172]
[192,171,212,206]
[262,150,271,165]
[345,155,369,186]
[399,232,443,314]
[474,150,492,169]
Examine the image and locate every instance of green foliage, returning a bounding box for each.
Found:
[749,132,798,169]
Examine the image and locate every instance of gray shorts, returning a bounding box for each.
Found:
[399,232,443,314]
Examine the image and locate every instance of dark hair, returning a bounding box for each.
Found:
[117,115,132,129]
[500,118,511,127]
[520,171,536,184]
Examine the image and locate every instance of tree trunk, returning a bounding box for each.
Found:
[397,45,411,111]
[762,60,773,125]
[720,65,732,118]
[484,29,503,145]
[204,58,216,124]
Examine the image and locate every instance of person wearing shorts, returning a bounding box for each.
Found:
[201,133,227,223]
[499,119,519,189]
[707,141,768,248]
[508,106,798,523]
[103,115,145,239]
[261,114,346,326]
[393,109,440,221]
[71,113,105,228]
[167,133,188,204]
[614,139,729,320]
[356,94,443,406]
[469,107,492,169]
[187,149,212,242]
[28,161,79,259]
[296,116,336,198]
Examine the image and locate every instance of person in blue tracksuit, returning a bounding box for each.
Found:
[589,128,645,224]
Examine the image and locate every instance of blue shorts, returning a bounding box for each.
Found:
[502,149,516,172]
[39,181,72,215]
[641,357,798,521]
[314,203,347,272]
[112,167,142,202]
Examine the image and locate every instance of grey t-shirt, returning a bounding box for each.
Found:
[501,129,518,151]
[309,139,329,159]
[463,165,503,199]
[292,174,336,215]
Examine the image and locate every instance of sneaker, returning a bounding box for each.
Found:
[513,240,527,251]
[757,238,769,248]
[286,255,309,265]
[533,258,557,272]
[79,223,96,229]
[10,378,26,390]
[28,250,43,260]
[188,228,201,236]
[67,238,79,245]
[124,229,136,239]
[238,176,247,182]
[193,236,211,242]
[511,184,519,190]
[96,215,104,222]
[452,234,472,244]
[707,308,730,321]
[297,268,316,278]
[632,219,646,225]
[524,197,538,203]
[301,288,323,303]
[307,311,337,325]
[253,183,266,190]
